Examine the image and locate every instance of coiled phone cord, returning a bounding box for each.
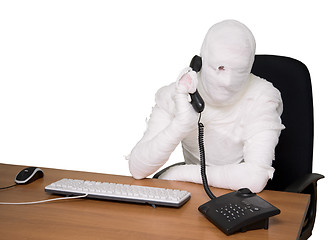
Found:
[198,113,216,199]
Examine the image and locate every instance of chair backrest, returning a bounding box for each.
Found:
[251,55,314,191]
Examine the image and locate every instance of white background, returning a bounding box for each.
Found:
[0,0,334,238]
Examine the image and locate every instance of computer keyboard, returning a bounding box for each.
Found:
[45,178,191,207]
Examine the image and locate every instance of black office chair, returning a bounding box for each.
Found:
[154,55,324,240]
[252,55,324,240]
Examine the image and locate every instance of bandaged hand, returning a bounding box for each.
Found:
[176,67,198,94]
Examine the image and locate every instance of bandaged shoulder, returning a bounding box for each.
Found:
[242,75,285,139]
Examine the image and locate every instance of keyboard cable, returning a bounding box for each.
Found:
[0,194,88,205]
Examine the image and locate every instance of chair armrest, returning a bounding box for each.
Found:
[285,173,324,193]
[285,173,324,240]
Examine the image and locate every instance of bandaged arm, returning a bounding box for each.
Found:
[128,70,199,179]
[159,130,280,193]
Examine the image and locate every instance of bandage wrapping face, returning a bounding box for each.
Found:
[127,20,285,193]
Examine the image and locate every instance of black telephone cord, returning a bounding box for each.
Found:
[198,113,216,199]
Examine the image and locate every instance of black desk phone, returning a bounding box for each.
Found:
[198,188,280,235]
[188,55,281,235]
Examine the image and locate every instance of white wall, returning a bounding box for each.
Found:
[0,1,334,238]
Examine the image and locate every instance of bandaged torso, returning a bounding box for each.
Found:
[156,73,284,168]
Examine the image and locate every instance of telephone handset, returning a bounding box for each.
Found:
[190,55,281,235]
[189,55,205,113]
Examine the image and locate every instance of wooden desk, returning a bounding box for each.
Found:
[0,163,310,240]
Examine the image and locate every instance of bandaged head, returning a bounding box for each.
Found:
[199,20,256,106]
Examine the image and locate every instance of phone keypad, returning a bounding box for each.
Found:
[215,202,260,222]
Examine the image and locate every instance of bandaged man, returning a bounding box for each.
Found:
[127,20,285,193]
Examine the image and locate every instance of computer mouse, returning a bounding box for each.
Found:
[15,167,44,184]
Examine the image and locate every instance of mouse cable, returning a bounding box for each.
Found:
[0,184,17,190]
[0,193,88,205]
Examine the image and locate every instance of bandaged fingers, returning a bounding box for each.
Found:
[176,67,198,94]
